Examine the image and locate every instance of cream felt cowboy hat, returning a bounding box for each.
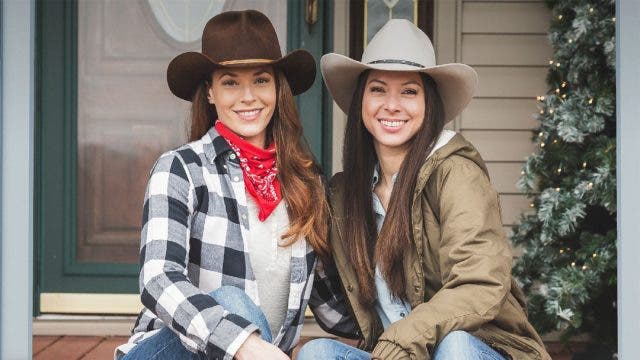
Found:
[321,19,478,122]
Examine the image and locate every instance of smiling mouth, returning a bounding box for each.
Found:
[379,119,408,128]
[234,108,262,120]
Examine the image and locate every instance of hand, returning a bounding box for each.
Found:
[235,333,289,360]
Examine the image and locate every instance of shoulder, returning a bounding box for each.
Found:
[430,154,489,183]
[425,154,494,202]
[150,138,208,173]
[435,155,488,180]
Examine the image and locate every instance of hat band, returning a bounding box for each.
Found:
[367,59,425,68]
[219,58,274,66]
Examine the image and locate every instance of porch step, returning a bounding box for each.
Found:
[33,336,578,360]
[34,316,582,359]
[33,315,333,337]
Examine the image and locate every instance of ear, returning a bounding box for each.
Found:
[207,86,215,104]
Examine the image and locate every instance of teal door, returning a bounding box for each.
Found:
[35,0,333,315]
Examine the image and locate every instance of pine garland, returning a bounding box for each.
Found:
[511,0,616,354]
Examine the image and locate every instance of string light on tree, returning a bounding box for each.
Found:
[512,0,616,353]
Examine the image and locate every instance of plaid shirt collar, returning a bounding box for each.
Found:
[203,126,235,165]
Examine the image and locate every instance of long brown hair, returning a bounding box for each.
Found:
[189,69,330,259]
[342,70,446,305]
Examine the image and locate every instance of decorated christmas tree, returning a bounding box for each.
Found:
[511,0,616,357]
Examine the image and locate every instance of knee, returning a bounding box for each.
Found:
[210,286,253,309]
[434,331,475,359]
[440,331,474,346]
[210,285,246,300]
[209,286,270,340]
[296,338,340,360]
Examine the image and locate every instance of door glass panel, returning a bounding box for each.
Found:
[365,0,418,46]
[76,0,287,264]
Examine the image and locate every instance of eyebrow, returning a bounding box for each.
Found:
[217,69,272,79]
[367,78,422,87]
[402,80,422,87]
[367,79,386,85]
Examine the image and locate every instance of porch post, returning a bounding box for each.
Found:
[1,0,34,358]
[618,0,640,358]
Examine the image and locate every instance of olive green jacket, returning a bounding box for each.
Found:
[329,133,551,360]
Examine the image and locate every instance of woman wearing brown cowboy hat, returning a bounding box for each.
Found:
[115,10,356,360]
[297,19,552,360]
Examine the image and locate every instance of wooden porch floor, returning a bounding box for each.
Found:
[33,336,576,359]
[33,336,127,359]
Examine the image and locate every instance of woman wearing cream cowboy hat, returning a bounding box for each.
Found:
[116,10,356,360]
[297,19,551,360]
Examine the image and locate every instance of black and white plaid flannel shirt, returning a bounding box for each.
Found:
[115,127,358,360]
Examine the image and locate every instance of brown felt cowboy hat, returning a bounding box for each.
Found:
[167,10,316,101]
[321,19,478,123]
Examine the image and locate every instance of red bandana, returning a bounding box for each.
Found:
[214,121,281,221]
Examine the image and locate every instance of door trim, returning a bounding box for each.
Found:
[40,293,141,314]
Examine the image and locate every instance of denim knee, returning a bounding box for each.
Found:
[297,338,370,360]
[297,339,340,360]
[434,331,477,360]
[209,286,272,342]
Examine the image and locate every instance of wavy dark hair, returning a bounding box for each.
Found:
[189,69,330,259]
[341,70,446,304]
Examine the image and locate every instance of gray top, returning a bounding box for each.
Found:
[246,195,292,338]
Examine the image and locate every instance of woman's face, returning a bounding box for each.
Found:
[208,66,276,148]
[361,70,425,153]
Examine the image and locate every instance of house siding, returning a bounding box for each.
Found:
[457,0,552,228]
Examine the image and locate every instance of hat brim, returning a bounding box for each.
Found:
[167,49,316,101]
[320,53,478,123]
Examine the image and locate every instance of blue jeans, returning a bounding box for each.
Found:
[296,331,506,360]
[121,286,272,360]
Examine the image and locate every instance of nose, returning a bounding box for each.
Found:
[383,94,401,113]
[241,86,256,104]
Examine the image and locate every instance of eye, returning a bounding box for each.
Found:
[221,79,238,86]
[369,86,385,93]
[402,88,419,95]
[255,76,271,85]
